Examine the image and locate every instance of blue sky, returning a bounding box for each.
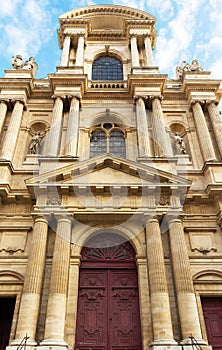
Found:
[0,0,221,88]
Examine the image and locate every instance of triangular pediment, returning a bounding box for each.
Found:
[26,155,191,191]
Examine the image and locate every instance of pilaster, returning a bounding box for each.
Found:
[130,34,140,68]
[47,96,64,156]
[168,217,207,345]
[60,35,71,67]
[40,217,72,349]
[135,96,151,157]
[151,96,173,157]
[206,100,222,158]
[191,101,217,162]
[75,33,85,67]
[145,218,176,345]
[9,217,48,347]
[0,99,25,161]
[64,96,80,157]
[0,99,8,136]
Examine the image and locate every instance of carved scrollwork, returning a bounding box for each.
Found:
[46,198,62,206]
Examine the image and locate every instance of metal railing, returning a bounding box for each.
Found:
[16,334,29,350]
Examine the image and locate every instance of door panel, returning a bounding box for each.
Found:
[201,297,222,350]
[109,270,141,350]
[75,269,141,350]
[76,270,107,349]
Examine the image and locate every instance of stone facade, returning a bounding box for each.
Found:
[0,5,222,350]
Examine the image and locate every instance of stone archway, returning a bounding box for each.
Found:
[74,232,142,350]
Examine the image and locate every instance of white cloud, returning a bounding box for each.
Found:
[0,0,54,64]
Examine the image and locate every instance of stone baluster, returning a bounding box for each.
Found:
[151,96,173,157]
[75,33,85,67]
[191,101,217,162]
[0,100,8,137]
[60,35,71,67]
[144,35,154,67]
[135,96,151,157]
[11,217,48,345]
[145,218,176,345]
[47,96,64,156]
[207,101,222,158]
[64,96,80,157]
[130,34,140,67]
[41,217,72,346]
[168,217,206,344]
[0,99,25,161]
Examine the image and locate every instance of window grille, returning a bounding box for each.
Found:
[92,56,123,81]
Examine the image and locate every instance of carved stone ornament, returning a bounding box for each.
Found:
[46,197,62,206]
[159,195,169,206]
[176,59,203,80]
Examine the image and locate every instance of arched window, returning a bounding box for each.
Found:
[92,56,123,80]
[90,123,126,158]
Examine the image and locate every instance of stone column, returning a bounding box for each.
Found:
[47,96,64,156]
[0,100,8,136]
[192,101,216,162]
[0,99,25,161]
[41,217,72,347]
[207,101,222,158]
[64,96,80,157]
[12,217,48,345]
[135,96,151,157]
[75,34,85,67]
[60,35,71,67]
[168,218,206,344]
[145,218,176,345]
[144,35,154,67]
[151,97,173,157]
[130,34,140,67]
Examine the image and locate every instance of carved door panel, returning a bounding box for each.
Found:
[201,297,222,350]
[109,270,141,350]
[75,269,141,350]
[75,270,107,350]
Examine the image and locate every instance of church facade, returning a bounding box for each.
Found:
[0,5,222,350]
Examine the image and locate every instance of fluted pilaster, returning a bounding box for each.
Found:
[47,97,63,156]
[0,100,24,161]
[0,100,8,136]
[130,35,140,67]
[43,217,72,344]
[135,96,151,157]
[144,35,154,66]
[64,96,80,156]
[192,101,216,162]
[14,217,48,343]
[60,35,71,66]
[145,218,175,344]
[151,97,172,157]
[207,101,222,158]
[169,218,205,343]
[75,34,85,67]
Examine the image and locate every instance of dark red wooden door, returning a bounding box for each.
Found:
[75,268,141,350]
[0,298,16,350]
[75,233,142,350]
[201,297,222,350]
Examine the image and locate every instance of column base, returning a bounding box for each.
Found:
[149,339,180,349]
[39,339,68,350]
[7,339,37,350]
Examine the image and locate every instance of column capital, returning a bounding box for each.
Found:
[205,99,219,106]
[56,215,73,225]
[33,215,48,225]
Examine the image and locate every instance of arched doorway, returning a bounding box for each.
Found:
[75,233,142,350]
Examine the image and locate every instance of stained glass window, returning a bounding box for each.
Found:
[90,123,126,159]
[92,56,123,81]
